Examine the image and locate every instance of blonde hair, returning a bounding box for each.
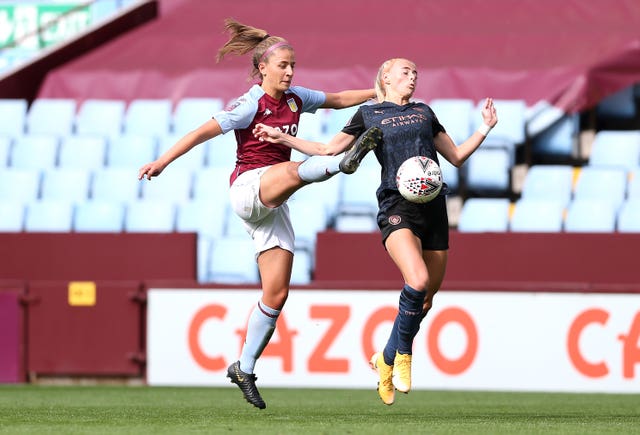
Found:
[374,58,398,102]
[216,18,293,80]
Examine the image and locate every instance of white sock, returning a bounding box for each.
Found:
[239,300,280,374]
[297,155,341,182]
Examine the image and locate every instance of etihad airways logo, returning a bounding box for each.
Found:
[380,113,428,127]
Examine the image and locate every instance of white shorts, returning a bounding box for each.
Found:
[229,166,295,256]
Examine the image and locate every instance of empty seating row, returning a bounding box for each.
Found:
[457,197,640,233]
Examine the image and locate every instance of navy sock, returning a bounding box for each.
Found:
[394,284,425,355]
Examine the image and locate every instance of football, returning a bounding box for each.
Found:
[396,156,443,203]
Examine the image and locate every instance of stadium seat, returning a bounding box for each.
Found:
[520,165,574,207]
[290,175,342,218]
[192,167,231,203]
[74,200,126,232]
[297,109,328,142]
[573,167,627,210]
[509,199,565,232]
[107,134,157,168]
[140,167,192,202]
[0,201,25,232]
[158,134,206,169]
[10,135,59,170]
[473,98,526,164]
[125,200,176,232]
[628,169,640,198]
[205,133,238,167]
[588,131,640,171]
[176,199,227,238]
[324,105,359,135]
[337,166,379,216]
[58,136,107,170]
[530,114,579,159]
[24,200,74,232]
[123,99,172,138]
[290,248,313,285]
[41,169,91,202]
[564,199,616,233]
[288,199,330,249]
[437,153,459,192]
[0,169,41,201]
[224,206,249,237]
[428,98,474,144]
[204,236,260,284]
[26,98,77,137]
[0,99,27,138]
[0,137,11,167]
[333,213,378,233]
[75,99,126,138]
[172,97,224,136]
[464,148,510,194]
[617,199,640,233]
[457,198,511,232]
[91,168,140,202]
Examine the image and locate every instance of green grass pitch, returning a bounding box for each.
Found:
[1,385,639,434]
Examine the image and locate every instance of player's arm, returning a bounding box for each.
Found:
[435,97,498,167]
[138,118,221,180]
[321,89,376,109]
[254,123,355,156]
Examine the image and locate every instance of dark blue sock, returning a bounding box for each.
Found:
[383,284,425,362]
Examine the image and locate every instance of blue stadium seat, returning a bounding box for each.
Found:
[337,166,379,215]
[0,137,11,167]
[428,98,474,144]
[58,136,107,170]
[125,200,176,232]
[573,167,627,210]
[158,134,206,169]
[290,248,313,285]
[564,199,616,233]
[41,169,91,202]
[0,99,27,138]
[0,201,25,232]
[324,105,359,135]
[291,175,342,219]
[205,133,238,167]
[24,200,74,232]
[123,99,172,138]
[437,153,459,193]
[224,205,249,237]
[75,99,126,138]
[91,168,140,202]
[74,200,125,232]
[0,169,41,201]
[457,198,511,232]
[297,110,329,142]
[333,213,378,233]
[510,199,565,232]
[474,98,526,164]
[10,135,59,170]
[520,165,574,207]
[464,148,510,194]
[176,199,227,238]
[628,169,640,198]
[588,131,640,171]
[288,198,330,249]
[204,236,260,284]
[140,167,192,202]
[172,97,224,136]
[192,167,231,203]
[26,98,77,137]
[531,114,579,159]
[107,134,157,168]
[617,199,640,233]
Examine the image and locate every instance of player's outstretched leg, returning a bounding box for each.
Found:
[339,126,383,174]
[392,351,412,393]
[227,361,266,409]
[369,352,394,405]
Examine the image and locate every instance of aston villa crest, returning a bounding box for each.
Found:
[287,98,298,112]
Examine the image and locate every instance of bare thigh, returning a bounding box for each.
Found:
[259,161,308,208]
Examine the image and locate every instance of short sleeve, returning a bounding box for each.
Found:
[289,86,326,113]
[213,89,260,134]
[427,105,446,135]
[341,109,366,137]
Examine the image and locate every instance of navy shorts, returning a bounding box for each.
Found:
[377,195,449,250]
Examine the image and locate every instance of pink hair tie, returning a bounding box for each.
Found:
[259,41,290,64]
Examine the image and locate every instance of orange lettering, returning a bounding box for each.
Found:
[362,306,397,362]
[236,313,298,373]
[428,307,477,375]
[308,305,350,373]
[188,304,227,371]
[567,309,609,378]
[618,311,640,379]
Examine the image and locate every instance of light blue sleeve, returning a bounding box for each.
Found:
[289,86,326,114]
[212,88,260,134]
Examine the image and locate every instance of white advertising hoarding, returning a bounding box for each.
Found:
[147,289,640,393]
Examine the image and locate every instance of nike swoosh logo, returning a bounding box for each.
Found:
[235,367,245,382]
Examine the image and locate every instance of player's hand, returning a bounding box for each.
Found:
[481,97,498,128]
[253,123,282,143]
[138,161,165,180]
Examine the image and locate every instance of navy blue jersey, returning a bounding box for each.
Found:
[342,101,447,209]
